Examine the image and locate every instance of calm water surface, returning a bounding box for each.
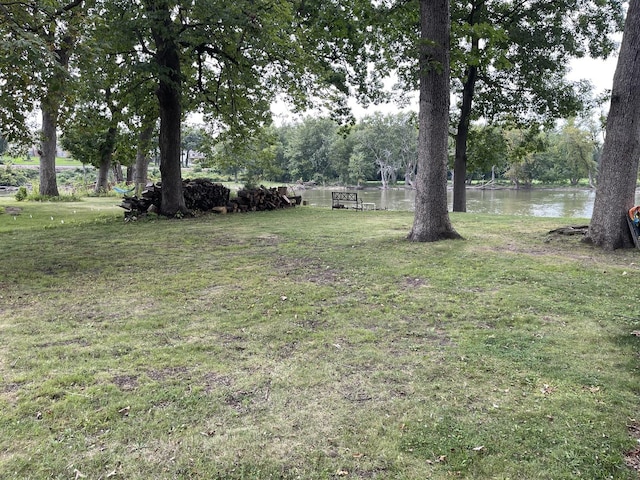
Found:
[3,186,639,218]
[298,187,640,218]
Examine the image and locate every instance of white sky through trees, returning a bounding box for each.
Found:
[270,54,619,125]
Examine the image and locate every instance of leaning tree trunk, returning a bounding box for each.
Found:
[585,0,640,250]
[39,102,60,197]
[408,0,461,242]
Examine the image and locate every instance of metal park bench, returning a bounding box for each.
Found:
[331,191,363,210]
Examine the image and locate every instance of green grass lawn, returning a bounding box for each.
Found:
[1,156,87,167]
[1,197,639,479]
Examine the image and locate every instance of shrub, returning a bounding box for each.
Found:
[0,165,36,186]
[14,186,28,201]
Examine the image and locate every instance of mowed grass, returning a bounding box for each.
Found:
[0,196,639,479]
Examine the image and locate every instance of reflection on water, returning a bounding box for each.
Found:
[298,187,640,218]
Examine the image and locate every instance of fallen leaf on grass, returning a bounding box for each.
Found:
[336,469,349,476]
[540,384,556,395]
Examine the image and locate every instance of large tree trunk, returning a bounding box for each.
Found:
[452,63,478,212]
[95,125,117,193]
[113,162,124,183]
[147,1,187,216]
[157,79,187,215]
[408,0,461,242]
[452,2,484,213]
[585,0,640,250]
[134,122,154,196]
[95,159,110,193]
[39,28,76,197]
[39,103,60,196]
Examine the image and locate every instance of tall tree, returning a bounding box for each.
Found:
[554,119,597,186]
[407,0,461,242]
[108,0,371,216]
[351,113,417,189]
[133,118,156,195]
[63,0,157,193]
[202,126,279,186]
[372,0,623,211]
[0,0,86,196]
[285,117,338,183]
[586,0,640,250]
[451,1,623,211]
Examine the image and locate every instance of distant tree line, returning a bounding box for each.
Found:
[190,112,604,189]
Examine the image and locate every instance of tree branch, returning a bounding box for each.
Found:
[55,0,83,16]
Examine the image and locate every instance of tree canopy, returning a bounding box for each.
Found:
[370,0,624,211]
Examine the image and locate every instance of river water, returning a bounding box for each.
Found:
[3,184,638,219]
[297,187,640,218]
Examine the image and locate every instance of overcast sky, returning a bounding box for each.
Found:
[271,53,621,125]
[568,55,618,93]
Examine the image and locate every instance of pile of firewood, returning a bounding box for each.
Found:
[119,180,300,218]
[119,178,229,217]
[228,186,301,213]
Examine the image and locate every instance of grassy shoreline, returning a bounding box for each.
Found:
[1,198,639,478]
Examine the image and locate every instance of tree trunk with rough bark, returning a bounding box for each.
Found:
[147,1,187,216]
[585,0,640,250]
[39,27,75,197]
[96,159,110,193]
[452,63,478,212]
[113,163,124,183]
[408,0,461,242]
[134,123,154,196]
[39,104,60,196]
[95,126,117,193]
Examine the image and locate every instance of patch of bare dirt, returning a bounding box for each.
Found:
[146,366,191,382]
[403,276,429,288]
[112,374,139,391]
[203,372,233,393]
[274,256,342,285]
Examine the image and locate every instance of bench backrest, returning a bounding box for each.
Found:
[332,192,358,201]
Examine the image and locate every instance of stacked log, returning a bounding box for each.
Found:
[119,183,161,217]
[120,180,299,218]
[184,178,230,211]
[228,185,298,213]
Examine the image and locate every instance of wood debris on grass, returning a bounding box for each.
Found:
[625,419,640,473]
